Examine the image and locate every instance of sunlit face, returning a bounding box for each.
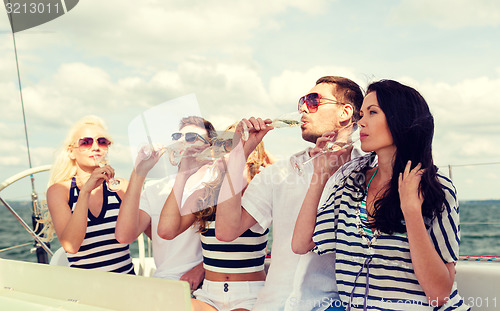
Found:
[69,124,110,168]
[358,92,394,154]
[299,83,345,143]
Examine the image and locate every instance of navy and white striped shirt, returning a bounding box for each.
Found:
[201,221,268,274]
[313,160,470,310]
[66,178,134,274]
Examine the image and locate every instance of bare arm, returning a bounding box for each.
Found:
[214,145,257,241]
[292,133,349,254]
[399,161,455,306]
[215,117,271,242]
[47,183,88,254]
[157,161,198,240]
[116,146,165,243]
[47,165,113,254]
[115,171,151,243]
[292,171,328,254]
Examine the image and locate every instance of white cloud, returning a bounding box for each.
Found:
[1,0,499,202]
[0,82,22,119]
[403,75,500,169]
[14,0,331,70]
[0,56,363,185]
[269,66,366,111]
[390,0,500,28]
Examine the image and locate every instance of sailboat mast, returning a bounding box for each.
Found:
[7,5,50,264]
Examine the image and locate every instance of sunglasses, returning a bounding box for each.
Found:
[212,138,233,152]
[75,137,111,151]
[171,132,209,144]
[298,92,345,113]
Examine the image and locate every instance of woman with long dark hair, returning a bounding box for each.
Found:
[292,80,469,310]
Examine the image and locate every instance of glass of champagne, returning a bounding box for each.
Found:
[290,123,360,175]
[138,141,188,166]
[241,111,303,141]
[93,152,121,192]
[270,111,304,128]
[195,131,234,161]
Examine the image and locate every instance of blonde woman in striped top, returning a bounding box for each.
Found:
[47,115,133,273]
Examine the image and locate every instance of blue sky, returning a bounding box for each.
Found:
[1,0,500,201]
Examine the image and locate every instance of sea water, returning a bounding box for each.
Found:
[459,200,500,256]
[0,201,140,262]
[1,200,499,262]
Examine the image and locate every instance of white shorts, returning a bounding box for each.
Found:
[193,280,265,311]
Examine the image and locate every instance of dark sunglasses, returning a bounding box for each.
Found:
[171,132,209,144]
[212,138,233,152]
[75,137,111,151]
[298,92,345,113]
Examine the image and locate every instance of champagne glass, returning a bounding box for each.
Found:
[270,111,304,128]
[138,141,187,166]
[290,123,360,175]
[93,152,121,192]
[195,131,234,161]
[241,111,303,141]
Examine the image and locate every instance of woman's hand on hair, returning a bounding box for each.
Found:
[398,161,425,215]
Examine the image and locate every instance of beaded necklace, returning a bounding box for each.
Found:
[355,167,381,248]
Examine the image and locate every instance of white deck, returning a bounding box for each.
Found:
[456,261,500,310]
[0,259,191,311]
[1,257,499,310]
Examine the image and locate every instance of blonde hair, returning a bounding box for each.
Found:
[193,123,275,232]
[36,200,57,242]
[192,171,223,233]
[43,116,111,241]
[48,115,112,186]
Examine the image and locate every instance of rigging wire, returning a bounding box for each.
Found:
[5,1,50,263]
[11,19,34,172]
[0,242,32,254]
[8,1,39,207]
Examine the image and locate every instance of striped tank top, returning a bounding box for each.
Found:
[313,159,469,310]
[201,221,268,274]
[66,178,134,274]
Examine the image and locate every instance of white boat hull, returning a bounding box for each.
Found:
[0,258,191,311]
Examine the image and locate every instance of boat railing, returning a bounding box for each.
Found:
[0,165,53,262]
[439,161,500,181]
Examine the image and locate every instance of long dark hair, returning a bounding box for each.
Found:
[365,80,445,234]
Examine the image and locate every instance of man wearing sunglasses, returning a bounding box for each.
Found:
[216,76,364,311]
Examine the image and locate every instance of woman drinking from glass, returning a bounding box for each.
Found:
[47,115,134,274]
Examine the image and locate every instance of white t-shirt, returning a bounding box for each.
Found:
[140,177,203,279]
[242,146,364,311]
